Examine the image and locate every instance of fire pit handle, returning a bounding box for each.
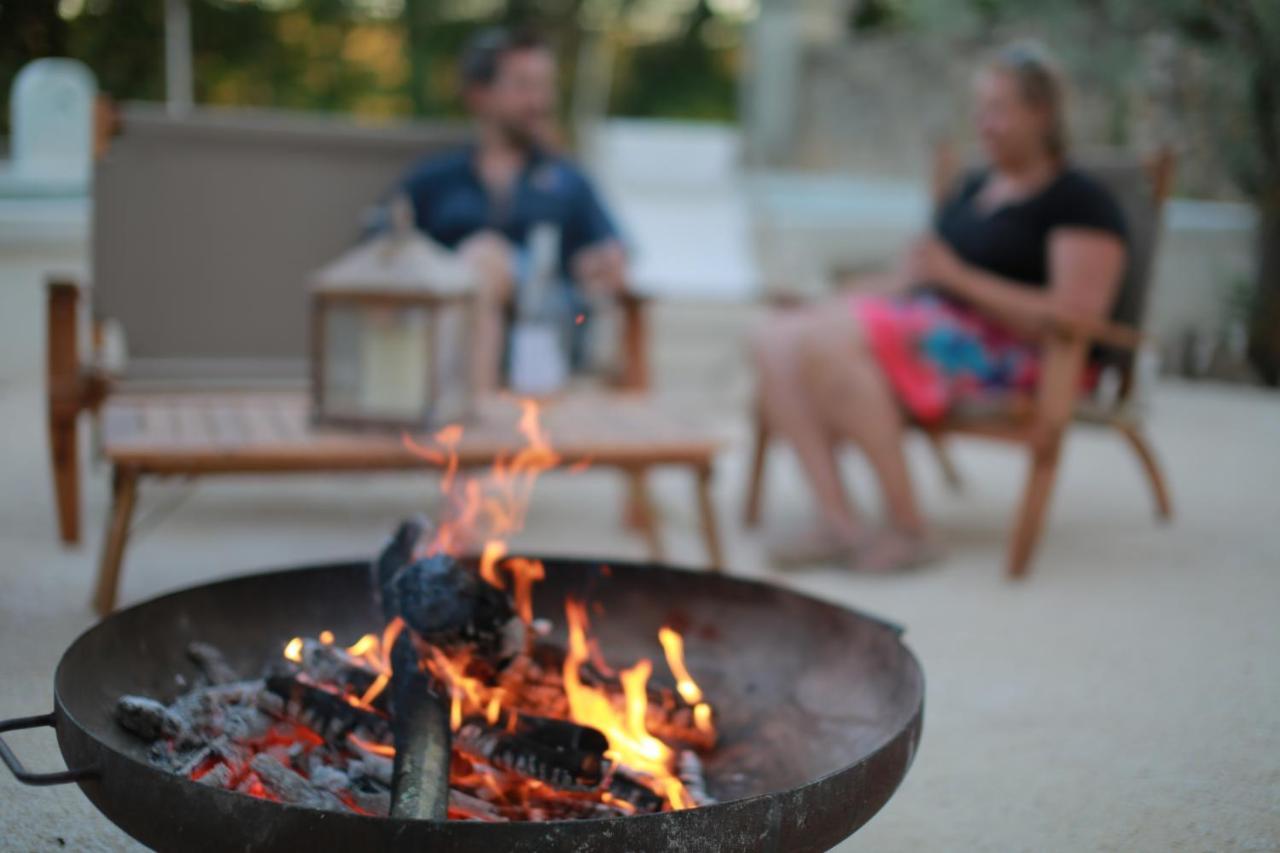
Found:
[0,713,99,786]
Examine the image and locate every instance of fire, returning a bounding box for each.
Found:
[658,627,702,705]
[402,399,561,564]
[261,404,717,817]
[561,599,696,810]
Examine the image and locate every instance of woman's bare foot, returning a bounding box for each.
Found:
[849,528,942,574]
[767,521,867,568]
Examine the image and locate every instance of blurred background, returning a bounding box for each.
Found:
[1,2,1278,851]
[1,0,1277,383]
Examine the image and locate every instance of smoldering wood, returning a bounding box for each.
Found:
[348,751,393,787]
[605,769,666,814]
[373,516,428,621]
[349,777,392,816]
[308,763,352,793]
[195,763,234,788]
[387,631,451,820]
[116,695,185,741]
[454,716,607,789]
[264,674,391,744]
[678,750,715,806]
[646,706,716,753]
[448,788,507,822]
[291,639,378,696]
[386,553,515,656]
[186,641,239,685]
[249,753,352,813]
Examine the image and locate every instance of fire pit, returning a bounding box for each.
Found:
[1,555,922,852]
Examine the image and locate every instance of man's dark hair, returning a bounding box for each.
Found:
[458,27,550,89]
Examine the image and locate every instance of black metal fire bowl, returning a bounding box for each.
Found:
[1,557,924,852]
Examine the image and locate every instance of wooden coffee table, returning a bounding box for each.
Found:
[92,390,724,615]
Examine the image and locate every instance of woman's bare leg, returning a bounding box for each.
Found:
[749,310,866,547]
[799,310,926,536]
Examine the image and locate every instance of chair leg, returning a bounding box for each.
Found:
[924,431,963,493]
[695,464,724,572]
[1113,422,1173,521]
[743,408,769,528]
[93,466,139,616]
[625,468,665,563]
[1007,442,1063,579]
[48,409,80,544]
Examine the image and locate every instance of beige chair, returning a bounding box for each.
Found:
[743,147,1176,577]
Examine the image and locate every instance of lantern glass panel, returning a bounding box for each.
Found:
[313,292,472,430]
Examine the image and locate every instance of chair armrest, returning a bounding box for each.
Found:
[617,289,650,391]
[46,278,110,418]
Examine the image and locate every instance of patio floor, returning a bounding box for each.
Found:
[1,304,1277,849]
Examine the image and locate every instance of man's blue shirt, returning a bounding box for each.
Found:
[394,145,620,277]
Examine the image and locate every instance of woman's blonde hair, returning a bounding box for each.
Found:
[986,41,1069,160]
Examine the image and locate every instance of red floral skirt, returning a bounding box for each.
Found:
[851,293,1044,423]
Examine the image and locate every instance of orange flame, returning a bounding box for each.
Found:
[562,599,695,810]
[479,540,507,589]
[503,557,545,625]
[402,400,565,572]
[657,627,703,706]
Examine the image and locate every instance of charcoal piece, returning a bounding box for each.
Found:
[264,675,390,744]
[454,718,604,790]
[373,516,429,621]
[309,764,351,793]
[294,640,378,696]
[116,695,185,742]
[606,770,666,814]
[448,789,507,822]
[174,744,215,777]
[249,753,352,813]
[220,704,274,742]
[350,773,389,814]
[677,750,715,807]
[386,554,515,655]
[349,752,393,787]
[195,763,234,788]
[186,641,239,685]
[511,714,609,759]
[170,680,266,732]
[388,632,451,820]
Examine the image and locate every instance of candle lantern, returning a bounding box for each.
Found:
[309,198,476,429]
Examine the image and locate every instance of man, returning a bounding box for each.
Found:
[388,27,627,392]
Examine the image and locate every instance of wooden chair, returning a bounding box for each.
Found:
[742,147,1176,577]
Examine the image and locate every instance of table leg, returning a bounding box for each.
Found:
[93,466,139,616]
[626,468,665,563]
[696,464,724,572]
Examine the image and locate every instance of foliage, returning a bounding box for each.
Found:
[0,0,743,135]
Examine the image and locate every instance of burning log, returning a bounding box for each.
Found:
[264,674,390,744]
[454,715,607,790]
[186,641,239,685]
[387,631,450,820]
[290,639,379,696]
[604,770,666,814]
[249,753,352,812]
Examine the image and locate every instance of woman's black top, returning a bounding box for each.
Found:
[934,167,1128,289]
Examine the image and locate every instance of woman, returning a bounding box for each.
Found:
[751,43,1129,572]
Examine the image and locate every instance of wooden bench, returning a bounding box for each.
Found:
[93,390,724,615]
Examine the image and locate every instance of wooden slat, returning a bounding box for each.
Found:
[101,390,721,475]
